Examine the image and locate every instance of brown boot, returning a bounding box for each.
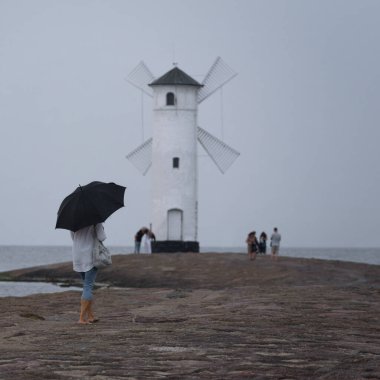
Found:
[78,299,90,324]
[87,300,99,323]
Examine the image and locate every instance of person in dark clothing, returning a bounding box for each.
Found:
[259,231,267,255]
[246,231,259,261]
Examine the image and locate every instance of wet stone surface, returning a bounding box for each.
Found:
[0,253,380,379]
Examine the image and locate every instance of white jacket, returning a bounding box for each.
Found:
[70,224,107,272]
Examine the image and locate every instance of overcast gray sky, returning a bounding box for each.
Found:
[1,0,379,248]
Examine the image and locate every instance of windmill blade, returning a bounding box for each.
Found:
[198,57,237,104]
[197,127,240,174]
[126,138,153,175]
[126,61,154,97]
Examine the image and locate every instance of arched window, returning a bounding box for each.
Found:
[173,157,180,169]
[166,92,175,106]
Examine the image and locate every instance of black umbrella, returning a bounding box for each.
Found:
[56,181,126,232]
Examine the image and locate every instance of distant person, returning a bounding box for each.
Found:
[246,231,259,261]
[70,223,106,324]
[140,230,156,254]
[270,227,281,261]
[259,231,267,255]
[134,227,148,254]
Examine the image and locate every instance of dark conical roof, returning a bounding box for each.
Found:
[149,67,203,87]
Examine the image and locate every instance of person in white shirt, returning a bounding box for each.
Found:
[140,230,156,254]
[270,227,281,261]
[140,232,152,254]
[70,223,106,324]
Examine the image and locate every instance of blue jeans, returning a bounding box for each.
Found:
[135,241,141,254]
[80,267,98,300]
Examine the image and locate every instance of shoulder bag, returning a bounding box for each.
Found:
[92,238,112,268]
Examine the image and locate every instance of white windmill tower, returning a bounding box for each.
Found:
[126,57,239,252]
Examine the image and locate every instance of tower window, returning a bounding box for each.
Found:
[173,157,180,168]
[166,92,175,106]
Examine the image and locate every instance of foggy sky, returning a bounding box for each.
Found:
[1,0,379,248]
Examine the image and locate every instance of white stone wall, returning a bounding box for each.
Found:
[151,85,199,241]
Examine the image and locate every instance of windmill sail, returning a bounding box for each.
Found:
[197,127,240,174]
[126,138,152,175]
[198,57,237,104]
[126,61,155,97]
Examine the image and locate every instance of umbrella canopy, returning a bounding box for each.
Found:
[56,181,126,232]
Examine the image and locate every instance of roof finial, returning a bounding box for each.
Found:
[173,62,178,67]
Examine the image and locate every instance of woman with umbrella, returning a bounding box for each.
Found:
[71,224,107,324]
[56,181,126,324]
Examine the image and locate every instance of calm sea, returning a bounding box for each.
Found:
[0,246,379,297]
